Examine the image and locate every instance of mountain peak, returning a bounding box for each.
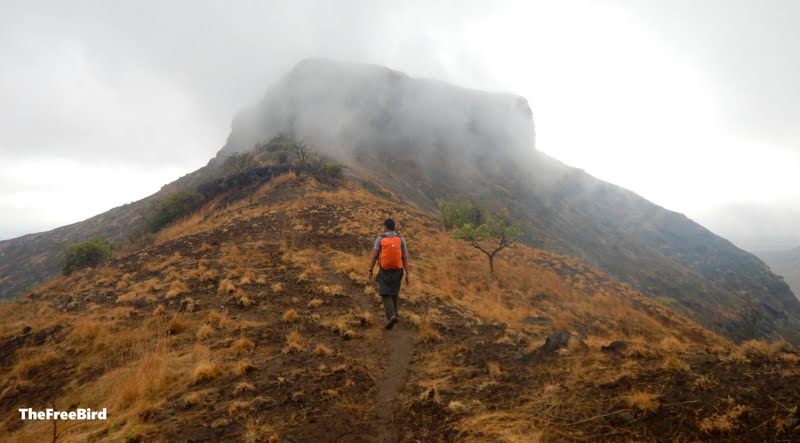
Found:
[218,59,536,168]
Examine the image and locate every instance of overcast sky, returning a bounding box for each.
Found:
[1,0,798,250]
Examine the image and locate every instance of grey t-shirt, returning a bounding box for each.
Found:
[373,231,407,255]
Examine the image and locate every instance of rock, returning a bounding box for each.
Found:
[22,326,32,334]
[607,411,636,425]
[540,329,571,353]
[601,340,631,354]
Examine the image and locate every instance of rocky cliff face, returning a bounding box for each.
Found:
[215,58,536,186]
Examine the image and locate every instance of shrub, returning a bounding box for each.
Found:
[258,133,294,152]
[276,151,289,165]
[197,177,224,198]
[61,238,113,275]
[147,191,204,233]
[223,152,256,177]
[321,162,345,178]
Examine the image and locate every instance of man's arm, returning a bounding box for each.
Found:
[368,249,380,279]
[402,239,411,284]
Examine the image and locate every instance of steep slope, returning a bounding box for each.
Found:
[1,172,798,442]
[758,246,800,298]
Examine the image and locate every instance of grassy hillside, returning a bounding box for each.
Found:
[1,173,798,442]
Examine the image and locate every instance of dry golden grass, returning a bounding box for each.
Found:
[283,330,307,353]
[192,362,223,383]
[308,298,324,308]
[183,391,205,407]
[313,343,334,356]
[231,288,255,308]
[623,390,660,412]
[234,359,256,376]
[455,411,542,443]
[231,337,256,354]
[271,282,284,293]
[234,382,255,395]
[166,280,190,298]
[661,354,691,372]
[228,400,251,415]
[67,316,109,345]
[169,314,188,335]
[698,404,748,432]
[11,349,61,378]
[201,268,220,282]
[218,278,236,294]
[693,374,717,391]
[321,284,345,296]
[207,310,233,329]
[448,400,468,412]
[239,270,257,285]
[738,339,789,360]
[282,308,299,322]
[155,211,208,243]
[196,324,214,340]
[417,317,442,343]
[486,362,502,378]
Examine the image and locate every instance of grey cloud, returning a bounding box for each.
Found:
[613,0,800,149]
[1,0,798,247]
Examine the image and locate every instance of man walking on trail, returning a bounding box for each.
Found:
[368,218,411,330]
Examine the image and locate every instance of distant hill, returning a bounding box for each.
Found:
[1,58,799,344]
[758,247,800,298]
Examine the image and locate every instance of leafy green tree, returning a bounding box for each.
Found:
[435,198,485,229]
[61,238,113,275]
[437,198,523,274]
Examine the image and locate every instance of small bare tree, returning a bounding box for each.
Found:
[288,140,311,169]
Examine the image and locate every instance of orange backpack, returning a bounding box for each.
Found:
[379,236,404,270]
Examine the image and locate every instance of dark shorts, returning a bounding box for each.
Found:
[376,268,404,296]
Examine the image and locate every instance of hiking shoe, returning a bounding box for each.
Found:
[385,316,398,330]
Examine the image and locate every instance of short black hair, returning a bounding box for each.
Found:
[383,218,396,231]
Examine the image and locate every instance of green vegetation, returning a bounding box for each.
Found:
[61,238,113,275]
[147,191,204,233]
[256,133,294,152]
[321,162,343,178]
[437,198,523,274]
[277,151,289,165]
[222,152,256,176]
[436,197,484,229]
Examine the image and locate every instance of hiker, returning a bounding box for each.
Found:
[368,218,411,330]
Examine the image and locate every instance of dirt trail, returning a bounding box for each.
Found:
[373,324,414,443]
[320,255,416,442]
[353,281,415,443]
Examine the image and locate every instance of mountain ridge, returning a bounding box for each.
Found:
[3,170,799,441]
[1,58,798,344]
